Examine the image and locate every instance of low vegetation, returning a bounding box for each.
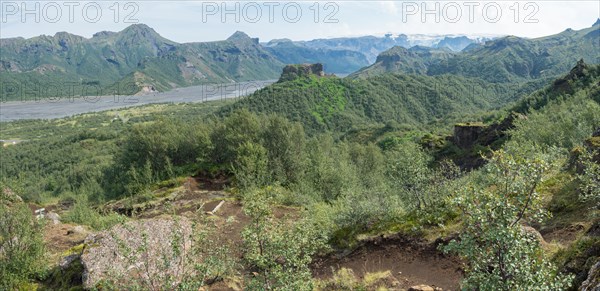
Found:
[1,62,599,290]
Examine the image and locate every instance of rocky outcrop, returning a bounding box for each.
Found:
[552,59,589,94]
[135,85,158,96]
[581,261,600,291]
[0,187,23,206]
[46,211,61,225]
[278,63,325,82]
[80,217,193,289]
[409,285,442,291]
[450,113,527,169]
[453,123,484,149]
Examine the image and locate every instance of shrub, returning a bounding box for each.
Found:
[242,188,329,290]
[444,150,573,290]
[0,203,46,289]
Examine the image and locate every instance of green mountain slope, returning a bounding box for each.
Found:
[349,46,455,78]
[0,26,284,99]
[222,65,543,133]
[351,21,600,83]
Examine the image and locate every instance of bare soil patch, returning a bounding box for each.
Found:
[312,236,462,290]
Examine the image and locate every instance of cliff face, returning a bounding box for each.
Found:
[278,63,325,82]
[453,123,485,149]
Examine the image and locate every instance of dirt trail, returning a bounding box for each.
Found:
[313,236,462,290]
[41,175,462,290]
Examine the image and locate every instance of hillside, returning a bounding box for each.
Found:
[0,26,288,99]
[2,62,599,290]
[349,46,455,78]
[0,25,285,99]
[3,16,600,291]
[351,21,600,83]
[222,64,545,133]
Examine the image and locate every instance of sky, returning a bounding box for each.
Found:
[1,1,599,42]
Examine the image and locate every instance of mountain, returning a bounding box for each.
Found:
[264,40,369,74]
[293,34,488,63]
[434,36,476,51]
[1,25,488,99]
[0,25,284,99]
[348,46,455,78]
[351,22,600,83]
[222,64,542,132]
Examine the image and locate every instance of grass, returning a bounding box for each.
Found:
[62,202,126,231]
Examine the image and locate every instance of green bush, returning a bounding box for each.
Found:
[0,203,46,289]
[444,151,573,290]
[62,198,125,230]
[242,188,329,290]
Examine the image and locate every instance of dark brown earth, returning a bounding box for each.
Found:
[312,236,462,290]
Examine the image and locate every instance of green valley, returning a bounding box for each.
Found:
[2,13,600,291]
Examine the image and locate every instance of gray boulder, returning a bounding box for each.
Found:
[46,211,61,225]
[581,261,600,291]
[80,217,193,289]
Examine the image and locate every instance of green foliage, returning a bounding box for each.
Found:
[354,24,599,84]
[444,151,573,290]
[62,197,126,230]
[0,203,46,289]
[225,72,543,133]
[97,217,235,290]
[553,235,600,290]
[508,91,600,151]
[260,115,307,186]
[210,109,261,165]
[242,188,329,290]
[386,141,461,217]
[1,25,284,100]
[232,142,269,191]
[578,151,600,208]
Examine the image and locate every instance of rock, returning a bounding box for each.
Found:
[278,63,325,82]
[0,187,23,205]
[580,261,600,291]
[587,220,600,237]
[453,122,484,149]
[59,254,80,270]
[80,217,193,289]
[46,211,61,225]
[409,285,435,291]
[522,225,546,245]
[67,225,87,236]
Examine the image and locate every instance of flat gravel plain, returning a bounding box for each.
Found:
[0,80,275,122]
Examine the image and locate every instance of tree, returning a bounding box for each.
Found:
[0,201,46,289]
[210,109,261,165]
[241,188,328,290]
[386,141,433,209]
[260,115,307,186]
[444,151,572,290]
[232,142,269,191]
[578,150,600,208]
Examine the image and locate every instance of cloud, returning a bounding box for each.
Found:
[379,1,399,15]
[1,1,598,42]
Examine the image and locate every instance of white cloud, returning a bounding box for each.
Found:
[379,1,399,15]
[1,1,598,42]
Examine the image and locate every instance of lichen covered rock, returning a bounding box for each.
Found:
[80,217,193,289]
[581,261,600,291]
[278,63,325,82]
